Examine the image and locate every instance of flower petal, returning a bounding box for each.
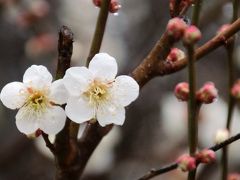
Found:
[16,106,39,134]
[65,97,94,124]
[63,67,93,96]
[112,75,139,106]
[23,65,53,89]
[39,106,66,135]
[49,79,68,105]
[97,104,125,126]
[89,53,118,81]
[0,82,28,109]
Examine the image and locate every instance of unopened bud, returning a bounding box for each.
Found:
[215,129,230,144]
[231,80,240,99]
[27,129,43,139]
[228,173,240,180]
[174,82,189,101]
[92,0,121,14]
[109,1,121,13]
[177,154,196,172]
[167,17,187,40]
[196,82,218,104]
[167,48,185,63]
[92,0,101,7]
[196,149,216,164]
[183,25,202,45]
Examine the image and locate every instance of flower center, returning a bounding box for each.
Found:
[25,89,49,111]
[84,81,109,105]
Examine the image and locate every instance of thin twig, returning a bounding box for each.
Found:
[137,132,240,180]
[186,44,198,180]
[192,0,203,26]
[221,2,239,179]
[86,0,111,65]
[42,132,55,154]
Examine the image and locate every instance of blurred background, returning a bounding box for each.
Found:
[0,0,240,179]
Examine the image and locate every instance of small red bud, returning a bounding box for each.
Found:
[93,0,101,7]
[196,149,216,164]
[196,82,218,104]
[177,154,196,172]
[109,1,121,13]
[27,129,43,139]
[228,173,240,180]
[167,17,187,40]
[183,25,202,45]
[167,48,185,63]
[231,80,240,99]
[174,82,189,101]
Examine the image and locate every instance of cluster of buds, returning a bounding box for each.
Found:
[177,149,216,172]
[174,82,218,103]
[228,173,240,180]
[231,80,240,99]
[92,0,121,14]
[177,154,196,172]
[196,82,218,104]
[166,48,185,63]
[169,0,194,17]
[215,129,230,144]
[195,149,216,164]
[166,18,202,45]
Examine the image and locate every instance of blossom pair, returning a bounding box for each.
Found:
[0,53,139,135]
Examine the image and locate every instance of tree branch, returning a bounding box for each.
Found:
[137,132,240,180]
[155,18,240,76]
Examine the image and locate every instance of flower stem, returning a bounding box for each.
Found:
[186,45,198,180]
[191,0,203,26]
[86,0,111,65]
[221,1,239,179]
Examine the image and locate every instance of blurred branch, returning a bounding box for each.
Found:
[221,2,239,179]
[137,132,240,180]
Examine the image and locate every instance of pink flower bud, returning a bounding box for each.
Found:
[92,0,121,14]
[177,154,196,172]
[231,80,240,99]
[196,149,216,164]
[167,17,187,40]
[92,0,101,7]
[109,1,121,13]
[167,48,185,63]
[196,82,218,104]
[27,129,43,139]
[215,129,230,144]
[174,82,189,101]
[183,25,202,45]
[228,173,240,180]
[30,0,50,18]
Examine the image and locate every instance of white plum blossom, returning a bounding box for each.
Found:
[0,65,68,135]
[63,53,139,126]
